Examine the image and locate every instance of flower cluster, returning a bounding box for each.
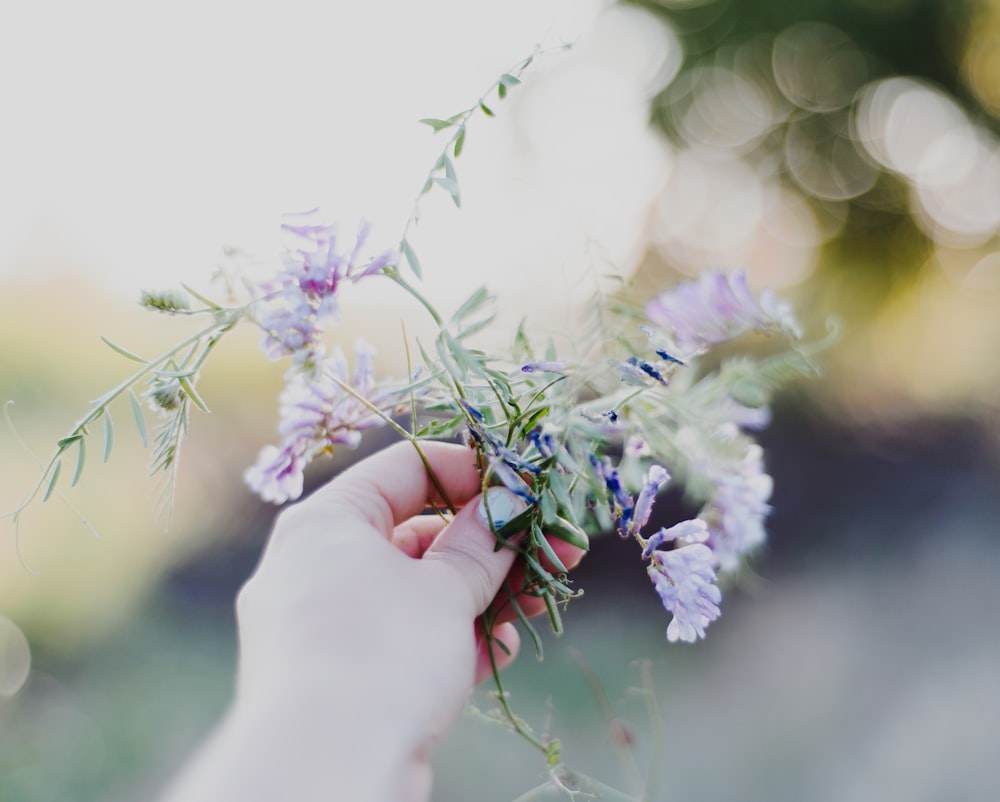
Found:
[645,269,800,357]
[254,212,395,365]
[245,341,406,504]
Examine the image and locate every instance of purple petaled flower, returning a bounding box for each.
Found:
[254,212,394,363]
[700,443,773,572]
[628,464,670,539]
[647,541,721,643]
[641,517,708,558]
[245,340,402,504]
[243,443,306,505]
[645,269,800,356]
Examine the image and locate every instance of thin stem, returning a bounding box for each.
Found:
[481,605,549,755]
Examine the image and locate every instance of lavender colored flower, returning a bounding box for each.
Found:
[701,443,773,571]
[627,464,670,538]
[245,340,402,504]
[243,443,306,505]
[645,269,800,355]
[641,517,708,558]
[254,212,394,363]
[647,540,721,643]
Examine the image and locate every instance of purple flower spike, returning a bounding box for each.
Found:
[629,464,670,538]
[648,542,721,643]
[645,269,800,355]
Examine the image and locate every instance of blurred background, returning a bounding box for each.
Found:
[1,0,999,799]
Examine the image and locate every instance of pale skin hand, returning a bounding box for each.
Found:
[160,440,582,802]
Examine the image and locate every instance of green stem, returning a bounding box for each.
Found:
[481,605,549,755]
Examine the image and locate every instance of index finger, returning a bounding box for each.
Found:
[298,440,482,538]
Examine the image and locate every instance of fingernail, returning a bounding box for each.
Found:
[477,486,525,530]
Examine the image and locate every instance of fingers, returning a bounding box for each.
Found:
[293,441,482,540]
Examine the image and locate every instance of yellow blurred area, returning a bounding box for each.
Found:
[0,275,283,653]
[962,0,1000,116]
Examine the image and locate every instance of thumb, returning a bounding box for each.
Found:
[422,486,527,615]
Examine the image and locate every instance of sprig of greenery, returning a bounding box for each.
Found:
[2,289,248,534]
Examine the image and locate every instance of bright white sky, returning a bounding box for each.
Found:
[0,0,679,337]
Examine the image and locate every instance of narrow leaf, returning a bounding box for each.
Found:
[545,516,590,551]
[180,283,221,310]
[498,82,507,99]
[178,374,210,413]
[418,117,452,132]
[42,460,62,502]
[450,286,490,324]
[431,175,460,205]
[57,434,83,450]
[400,239,423,279]
[500,72,521,87]
[129,390,148,448]
[100,336,147,363]
[71,437,86,487]
[453,126,466,158]
[102,411,115,462]
[479,101,495,117]
[534,522,569,574]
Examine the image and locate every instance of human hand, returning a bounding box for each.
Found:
[161,440,583,802]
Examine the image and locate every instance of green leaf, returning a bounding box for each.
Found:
[42,460,62,502]
[129,390,148,448]
[102,411,115,463]
[534,522,569,573]
[57,434,83,450]
[479,101,495,117]
[500,72,521,88]
[100,336,147,363]
[418,117,453,132]
[498,82,507,100]
[71,437,86,487]
[180,283,222,310]
[178,374,210,413]
[453,126,466,158]
[544,516,590,551]
[450,286,490,325]
[400,239,423,279]
[432,175,461,207]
